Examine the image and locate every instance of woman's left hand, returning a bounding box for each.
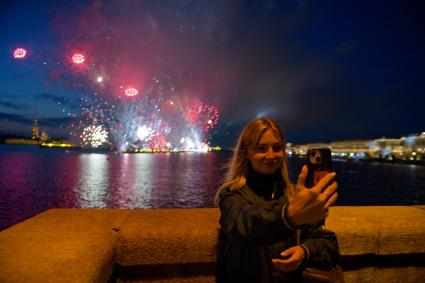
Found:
[272,246,305,272]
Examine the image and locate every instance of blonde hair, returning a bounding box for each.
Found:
[215,118,293,205]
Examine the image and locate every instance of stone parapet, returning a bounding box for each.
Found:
[0,209,130,283]
[0,207,424,282]
[117,209,219,266]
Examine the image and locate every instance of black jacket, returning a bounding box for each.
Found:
[216,176,340,283]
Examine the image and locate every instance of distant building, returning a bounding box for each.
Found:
[368,138,403,158]
[40,129,48,143]
[32,118,39,140]
[330,140,371,159]
[401,132,425,157]
[288,132,424,160]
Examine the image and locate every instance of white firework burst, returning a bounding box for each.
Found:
[81,125,108,148]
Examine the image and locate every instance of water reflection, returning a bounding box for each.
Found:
[0,152,37,229]
[131,154,154,208]
[77,154,109,208]
[105,153,136,208]
[1,144,425,231]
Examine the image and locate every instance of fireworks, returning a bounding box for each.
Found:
[66,88,220,152]
[125,87,138,97]
[137,125,154,141]
[12,43,220,153]
[184,102,219,132]
[80,125,108,148]
[13,48,27,59]
[72,53,85,64]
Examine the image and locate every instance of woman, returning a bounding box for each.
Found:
[215,118,340,283]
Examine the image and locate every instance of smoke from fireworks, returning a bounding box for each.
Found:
[63,66,219,151]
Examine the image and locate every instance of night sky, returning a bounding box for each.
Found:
[0,0,424,147]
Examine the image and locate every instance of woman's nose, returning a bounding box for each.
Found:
[265,146,275,156]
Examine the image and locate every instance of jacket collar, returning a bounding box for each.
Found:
[246,165,284,200]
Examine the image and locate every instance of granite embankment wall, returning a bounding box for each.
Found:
[1,207,424,283]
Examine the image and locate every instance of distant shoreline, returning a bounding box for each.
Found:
[1,143,423,166]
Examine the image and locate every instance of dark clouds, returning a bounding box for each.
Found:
[0,111,70,127]
[33,93,80,110]
[34,93,68,105]
[0,100,29,110]
[0,112,32,125]
[0,92,18,99]
[41,116,71,128]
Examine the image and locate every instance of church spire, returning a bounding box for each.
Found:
[32,115,39,140]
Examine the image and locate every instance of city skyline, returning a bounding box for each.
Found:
[0,0,424,148]
[2,115,423,147]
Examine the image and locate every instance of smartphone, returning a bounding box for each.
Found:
[306,148,333,188]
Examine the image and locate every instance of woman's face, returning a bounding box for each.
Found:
[248,129,285,175]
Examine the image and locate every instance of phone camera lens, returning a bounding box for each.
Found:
[315,156,321,163]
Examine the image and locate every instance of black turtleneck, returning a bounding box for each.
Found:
[246,165,285,201]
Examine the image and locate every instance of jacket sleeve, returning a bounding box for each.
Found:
[300,223,340,270]
[219,188,295,246]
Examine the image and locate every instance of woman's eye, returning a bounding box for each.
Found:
[272,144,283,152]
[254,144,283,153]
[254,146,267,153]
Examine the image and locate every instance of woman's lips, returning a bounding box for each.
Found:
[263,160,279,166]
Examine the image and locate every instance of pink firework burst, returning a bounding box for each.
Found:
[184,102,201,123]
[148,134,167,149]
[184,102,219,132]
[72,53,85,64]
[125,87,138,97]
[13,48,27,59]
[200,105,219,132]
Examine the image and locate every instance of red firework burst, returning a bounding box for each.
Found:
[184,103,200,123]
[184,102,219,132]
[148,134,167,149]
[13,48,27,59]
[125,87,138,97]
[198,105,219,132]
[72,53,85,64]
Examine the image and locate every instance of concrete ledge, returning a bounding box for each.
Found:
[1,207,425,282]
[326,206,425,255]
[118,209,219,266]
[0,209,130,283]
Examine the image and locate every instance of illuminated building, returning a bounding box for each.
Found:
[40,129,48,143]
[32,118,39,140]
[288,132,425,161]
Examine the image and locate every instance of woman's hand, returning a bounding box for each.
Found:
[287,165,338,226]
[272,246,305,272]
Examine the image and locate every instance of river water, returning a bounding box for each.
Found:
[1,144,424,230]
